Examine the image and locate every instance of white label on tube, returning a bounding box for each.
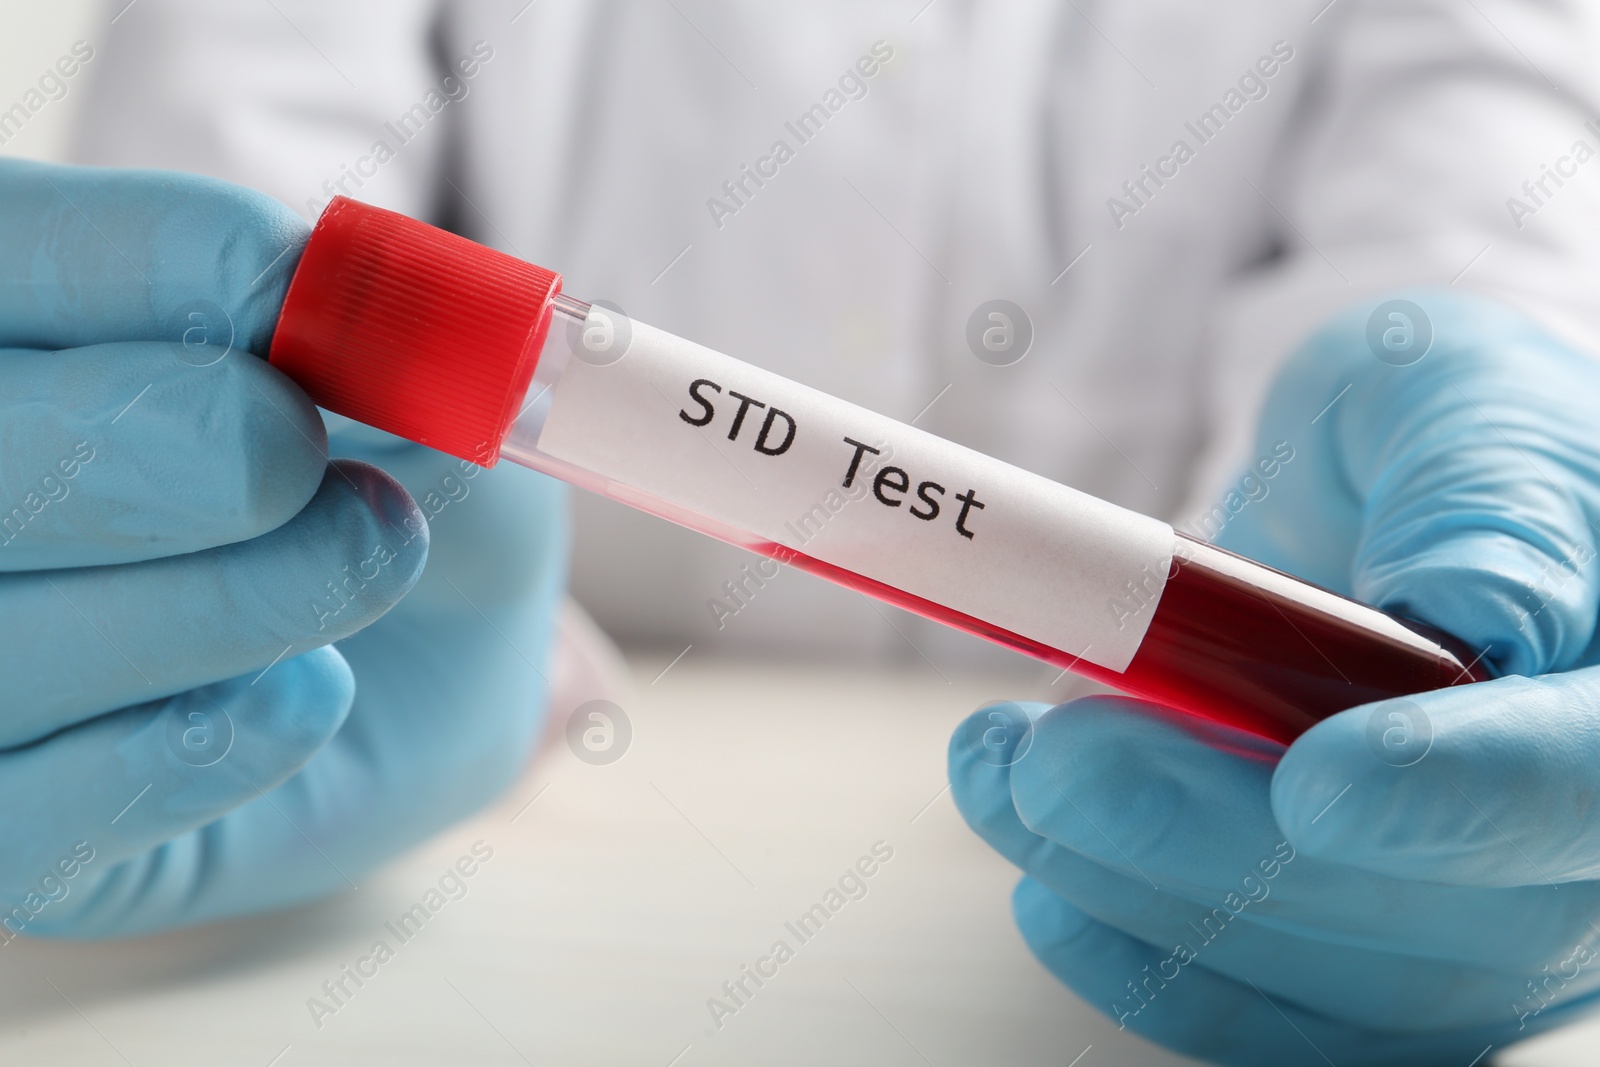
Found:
[536,317,1174,672]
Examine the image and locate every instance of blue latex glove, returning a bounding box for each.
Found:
[951,291,1600,1065]
[0,159,565,936]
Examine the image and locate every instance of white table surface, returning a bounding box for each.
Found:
[0,656,1593,1066]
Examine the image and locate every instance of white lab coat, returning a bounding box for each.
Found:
[71,0,1600,665]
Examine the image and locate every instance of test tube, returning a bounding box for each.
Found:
[269,197,1488,745]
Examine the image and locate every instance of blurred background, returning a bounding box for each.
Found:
[0,2,95,161]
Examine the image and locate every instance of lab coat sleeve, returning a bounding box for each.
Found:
[69,0,449,224]
[1191,0,1600,509]
[1287,0,1600,338]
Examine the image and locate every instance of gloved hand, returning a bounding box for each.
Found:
[951,291,1600,1065]
[0,159,565,937]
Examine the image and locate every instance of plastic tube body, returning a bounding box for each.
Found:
[502,302,1486,745]
[267,196,1487,743]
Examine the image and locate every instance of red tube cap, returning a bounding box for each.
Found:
[269,196,561,466]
